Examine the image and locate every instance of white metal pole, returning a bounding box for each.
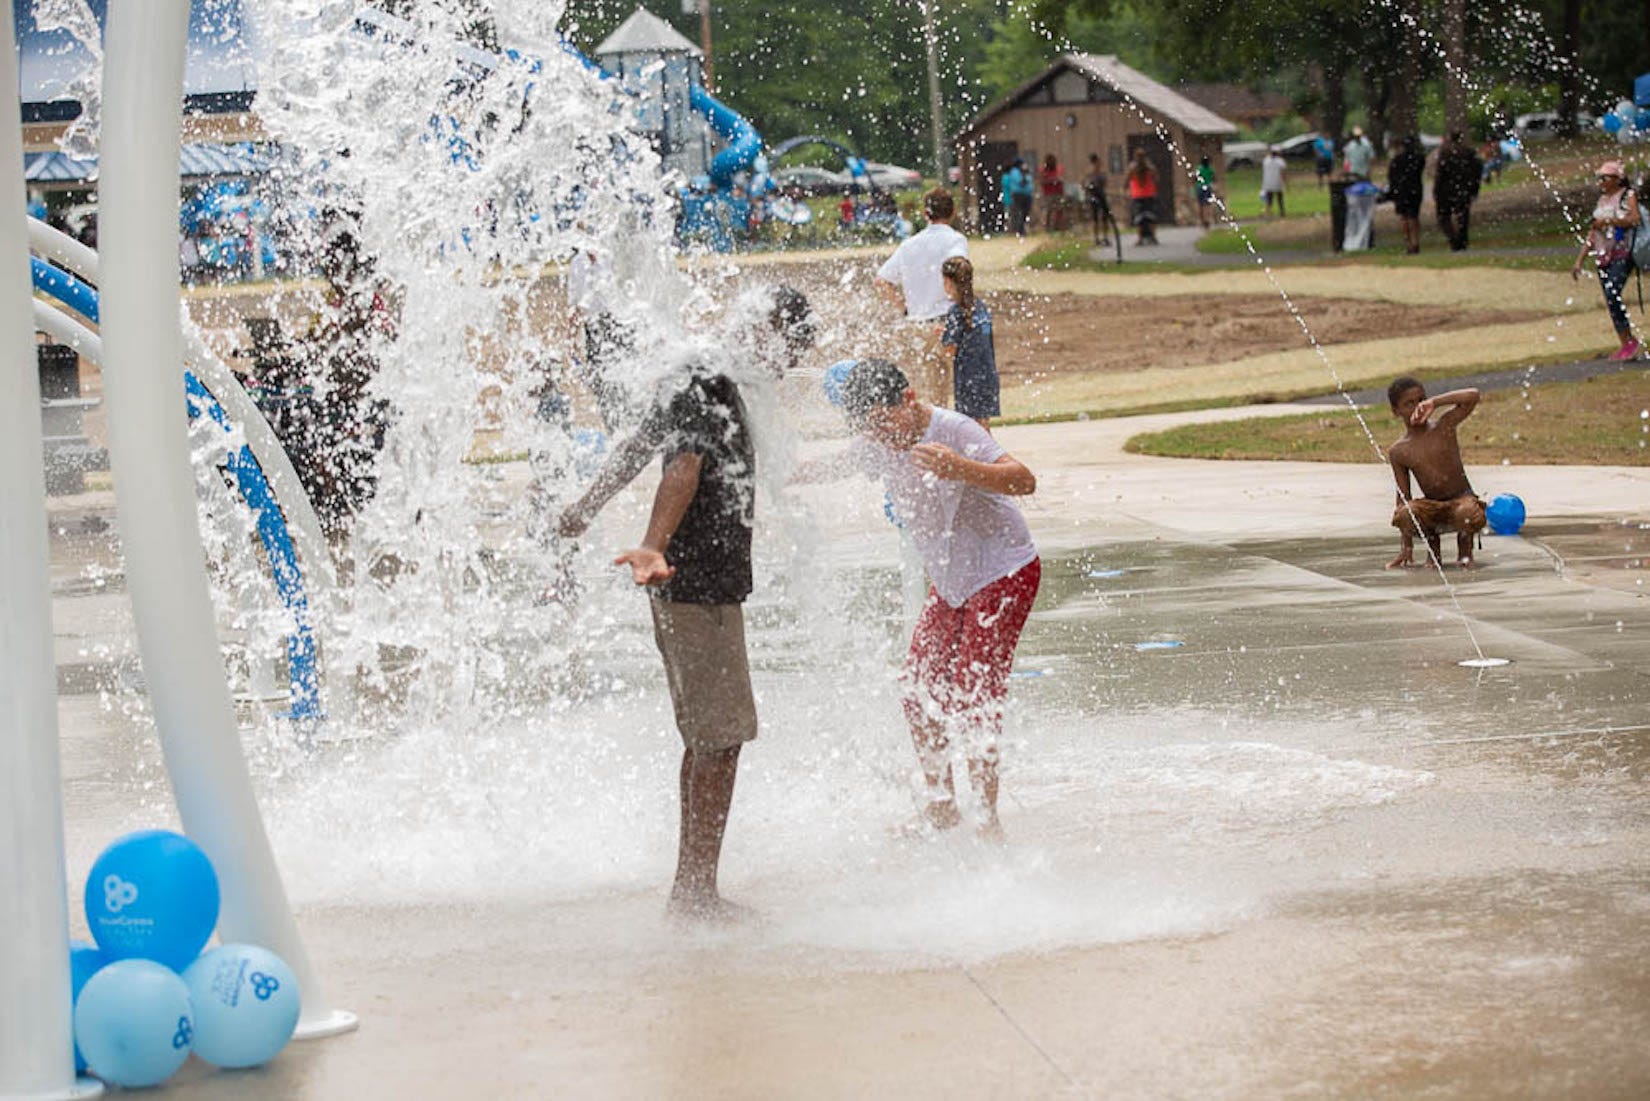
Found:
[98,0,352,1038]
[0,6,99,1097]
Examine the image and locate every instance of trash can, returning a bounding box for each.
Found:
[1343,181,1380,251]
[1329,179,1349,253]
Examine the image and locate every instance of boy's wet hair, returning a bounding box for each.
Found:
[768,284,816,350]
[1387,375,1425,409]
[923,188,954,221]
[840,358,909,425]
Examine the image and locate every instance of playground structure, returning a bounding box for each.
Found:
[3,3,354,1098]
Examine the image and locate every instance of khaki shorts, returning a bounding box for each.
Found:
[650,599,758,753]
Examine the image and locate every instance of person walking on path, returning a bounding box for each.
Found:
[1434,132,1483,252]
[1083,153,1112,246]
[1344,126,1376,180]
[875,187,969,404]
[1571,159,1642,361]
[556,287,816,923]
[1037,153,1066,231]
[1195,154,1217,229]
[1260,147,1287,218]
[1000,159,1033,238]
[1126,149,1159,245]
[1388,134,1426,254]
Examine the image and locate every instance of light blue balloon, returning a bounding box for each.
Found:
[182,945,301,1068]
[69,940,109,1073]
[74,959,193,1088]
[84,829,220,971]
[823,359,857,406]
[1603,113,1624,134]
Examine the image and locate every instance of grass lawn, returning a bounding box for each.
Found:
[1123,373,1650,466]
[1217,165,1333,220]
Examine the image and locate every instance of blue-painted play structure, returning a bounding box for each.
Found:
[28,240,324,720]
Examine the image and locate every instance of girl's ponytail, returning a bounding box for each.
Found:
[942,255,976,332]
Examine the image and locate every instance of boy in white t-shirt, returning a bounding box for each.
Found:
[827,359,1040,840]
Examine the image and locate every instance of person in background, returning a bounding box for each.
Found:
[1195,154,1217,229]
[1388,134,1426,255]
[1038,153,1065,231]
[1313,134,1335,188]
[1344,126,1376,181]
[938,256,999,427]
[1261,146,1288,218]
[1433,132,1483,252]
[874,187,969,404]
[1126,149,1159,246]
[1083,153,1112,246]
[1000,159,1034,238]
[1571,159,1642,361]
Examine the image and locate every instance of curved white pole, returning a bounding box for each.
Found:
[99,0,352,1037]
[0,11,97,1101]
[27,216,336,591]
[26,218,99,283]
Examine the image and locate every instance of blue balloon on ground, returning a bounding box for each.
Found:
[85,829,220,971]
[183,944,301,1068]
[74,959,194,1088]
[1603,113,1624,134]
[70,940,109,1072]
[1486,493,1526,535]
[823,359,857,406]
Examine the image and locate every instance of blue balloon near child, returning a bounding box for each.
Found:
[1603,113,1625,134]
[69,940,108,1072]
[823,359,857,407]
[84,829,220,971]
[183,944,302,1068]
[74,959,194,1088]
[1486,493,1526,535]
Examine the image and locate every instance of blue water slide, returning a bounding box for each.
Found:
[690,84,762,189]
[30,256,323,721]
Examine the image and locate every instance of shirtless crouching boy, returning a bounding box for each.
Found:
[1385,376,1486,569]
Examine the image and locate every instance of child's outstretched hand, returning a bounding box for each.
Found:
[911,442,964,480]
[614,548,674,587]
[1409,398,1435,426]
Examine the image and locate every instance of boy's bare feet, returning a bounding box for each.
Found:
[976,818,1007,845]
[666,892,757,926]
[1386,551,1414,570]
[924,797,963,830]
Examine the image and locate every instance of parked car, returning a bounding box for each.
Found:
[1514,110,1595,141]
[1222,140,1267,170]
[863,161,923,190]
[1275,132,1321,160]
[774,165,850,196]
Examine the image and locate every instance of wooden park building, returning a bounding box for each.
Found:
[955,54,1238,231]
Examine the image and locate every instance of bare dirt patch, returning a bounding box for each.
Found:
[984,291,1540,382]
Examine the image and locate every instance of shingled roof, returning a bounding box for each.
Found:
[595,7,702,58]
[961,54,1238,137]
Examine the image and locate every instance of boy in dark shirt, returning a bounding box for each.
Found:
[555,285,814,922]
[1385,376,1486,569]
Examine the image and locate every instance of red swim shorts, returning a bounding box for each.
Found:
[903,558,1041,733]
